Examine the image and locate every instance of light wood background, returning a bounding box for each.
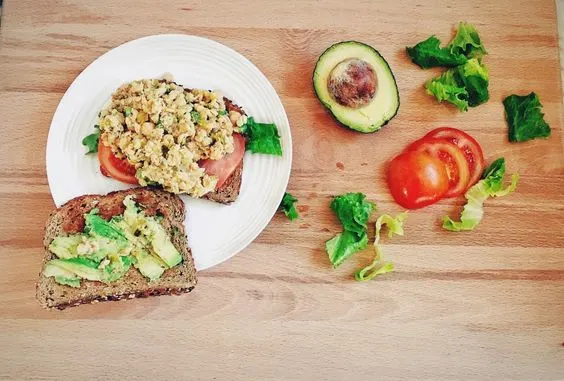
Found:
[1,1,563,380]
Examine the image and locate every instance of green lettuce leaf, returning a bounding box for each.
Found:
[425,70,469,111]
[241,117,282,156]
[503,92,551,142]
[355,262,394,282]
[456,58,489,107]
[326,230,369,268]
[374,212,408,246]
[355,212,407,282]
[279,192,299,220]
[448,22,487,59]
[326,193,375,267]
[443,158,519,231]
[330,193,375,237]
[425,58,488,111]
[81,125,100,154]
[406,36,468,69]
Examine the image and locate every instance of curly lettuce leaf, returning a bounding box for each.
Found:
[355,261,394,282]
[426,58,488,111]
[280,192,299,220]
[448,22,487,59]
[355,212,407,282]
[326,193,375,267]
[326,230,369,268]
[503,92,551,142]
[330,192,375,237]
[425,70,469,111]
[456,58,489,107]
[443,158,519,231]
[406,36,468,69]
[241,117,282,156]
[82,125,100,154]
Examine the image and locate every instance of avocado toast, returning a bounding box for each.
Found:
[37,188,197,310]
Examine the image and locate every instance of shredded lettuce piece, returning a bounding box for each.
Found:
[503,92,551,142]
[406,22,485,69]
[406,36,468,69]
[425,70,469,111]
[355,212,407,282]
[330,193,375,237]
[241,117,282,156]
[456,58,489,107]
[280,192,299,220]
[326,193,375,267]
[449,22,487,59]
[425,58,488,111]
[326,231,369,268]
[443,158,519,231]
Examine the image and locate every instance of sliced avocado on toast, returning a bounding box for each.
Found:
[313,41,400,133]
[36,188,197,310]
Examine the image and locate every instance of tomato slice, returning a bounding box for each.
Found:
[199,133,246,189]
[98,141,139,185]
[387,150,449,209]
[408,138,470,198]
[424,127,485,186]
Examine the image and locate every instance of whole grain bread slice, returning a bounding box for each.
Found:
[36,188,197,310]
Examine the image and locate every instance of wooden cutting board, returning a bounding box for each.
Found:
[0,0,562,379]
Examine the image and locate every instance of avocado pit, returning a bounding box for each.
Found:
[327,58,377,108]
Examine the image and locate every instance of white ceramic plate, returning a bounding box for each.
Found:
[46,34,292,270]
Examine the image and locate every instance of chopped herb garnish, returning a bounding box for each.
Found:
[190,110,201,124]
[82,126,100,154]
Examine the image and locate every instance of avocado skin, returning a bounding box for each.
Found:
[313,41,400,133]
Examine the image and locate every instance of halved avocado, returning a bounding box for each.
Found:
[313,41,400,133]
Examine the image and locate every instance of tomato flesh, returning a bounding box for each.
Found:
[387,150,449,209]
[424,127,485,186]
[98,142,139,185]
[408,138,470,198]
[199,133,246,189]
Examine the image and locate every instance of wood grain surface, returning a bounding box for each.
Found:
[1,1,563,380]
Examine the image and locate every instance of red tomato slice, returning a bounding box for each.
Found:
[199,133,246,189]
[98,141,139,185]
[387,150,449,209]
[408,138,470,198]
[424,127,485,186]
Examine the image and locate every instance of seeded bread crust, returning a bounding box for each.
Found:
[36,188,197,310]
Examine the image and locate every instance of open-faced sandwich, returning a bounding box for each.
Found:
[37,188,197,309]
[83,78,283,204]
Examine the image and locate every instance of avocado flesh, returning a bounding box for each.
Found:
[46,259,102,282]
[134,250,166,281]
[313,41,400,133]
[43,262,81,287]
[49,235,83,259]
[145,219,182,268]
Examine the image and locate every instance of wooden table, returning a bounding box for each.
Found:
[1,1,563,379]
